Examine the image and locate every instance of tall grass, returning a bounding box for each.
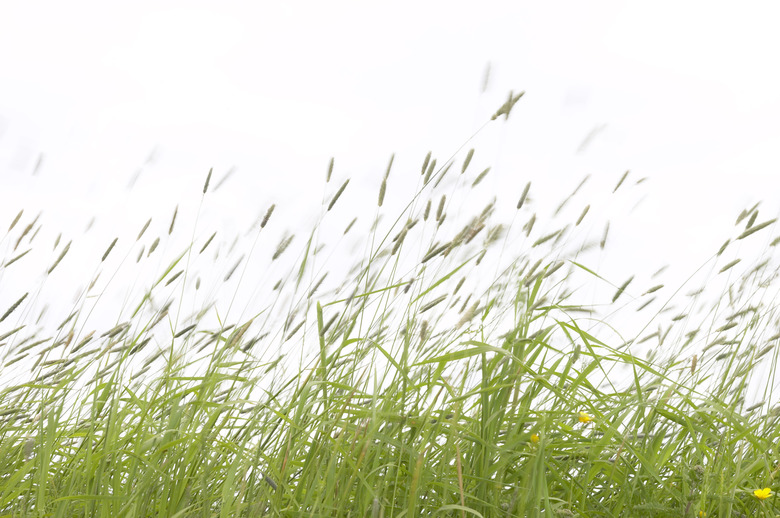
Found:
[1,93,780,517]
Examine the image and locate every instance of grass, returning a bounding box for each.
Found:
[1,92,780,517]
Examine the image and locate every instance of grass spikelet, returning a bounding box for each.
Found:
[378,178,387,207]
[433,162,453,188]
[101,238,118,262]
[436,195,446,222]
[424,159,436,184]
[717,239,730,256]
[309,273,328,297]
[486,224,505,245]
[424,200,431,221]
[326,157,334,182]
[422,243,450,263]
[165,270,184,286]
[212,166,236,192]
[384,153,394,179]
[0,325,24,342]
[756,344,774,360]
[462,148,474,174]
[147,237,159,256]
[613,170,629,193]
[102,322,129,339]
[771,236,780,247]
[471,167,490,187]
[392,228,408,255]
[719,259,741,273]
[544,261,565,278]
[637,331,659,344]
[453,277,465,295]
[727,307,758,320]
[344,218,357,234]
[169,205,178,235]
[645,284,664,294]
[272,234,295,260]
[691,354,697,374]
[57,311,77,331]
[174,324,196,338]
[456,301,479,328]
[328,179,350,211]
[285,320,305,340]
[224,256,244,281]
[5,355,28,368]
[576,205,590,226]
[491,89,524,120]
[8,209,23,231]
[71,332,94,354]
[225,320,253,349]
[128,337,151,355]
[600,222,610,249]
[636,297,655,311]
[737,218,776,240]
[88,276,101,295]
[200,232,216,254]
[261,204,276,228]
[136,246,144,263]
[421,151,431,175]
[15,218,36,250]
[47,241,71,274]
[746,210,758,229]
[533,230,560,247]
[137,218,152,241]
[0,293,28,323]
[419,295,447,313]
[321,312,339,335]
[29,225,41,244]
[715,351,732,361]
[203,167,213,194]
[4,249,31,268]
[523,214,536,237]
[735,204,757,225]
[716,321,738,332]
[517,182,531,209]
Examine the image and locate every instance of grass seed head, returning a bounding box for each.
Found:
[169,205,178,235]
[203,167,213,194]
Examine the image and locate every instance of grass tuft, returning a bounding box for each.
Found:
[1,90,779,518]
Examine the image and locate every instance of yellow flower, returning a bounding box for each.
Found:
[578,411,592,423]
[698,511,706,517]
[754,487,772,500]
[530,434,539,443]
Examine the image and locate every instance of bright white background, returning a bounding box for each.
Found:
[2,1,780,350]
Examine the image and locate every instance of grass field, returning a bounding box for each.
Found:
[1,92,780,517]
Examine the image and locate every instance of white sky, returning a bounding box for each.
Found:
[2,1,780,372]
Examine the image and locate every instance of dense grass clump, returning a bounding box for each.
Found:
[2,93,780,517]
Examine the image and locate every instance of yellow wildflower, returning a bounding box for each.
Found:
[578,411,592,423]
[754,487,772,500]
[530,434,539,444]
[698,511,706,517]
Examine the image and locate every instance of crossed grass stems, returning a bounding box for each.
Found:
[1,91,780,517]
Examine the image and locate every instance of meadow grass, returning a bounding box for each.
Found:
[1,94,780,518]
